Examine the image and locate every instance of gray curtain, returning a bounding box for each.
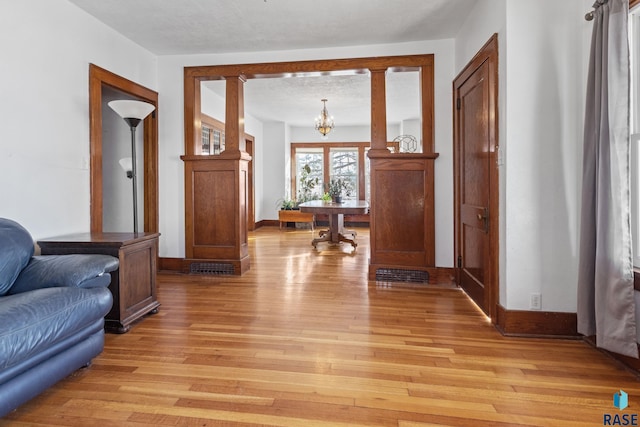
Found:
[577,0,637,358]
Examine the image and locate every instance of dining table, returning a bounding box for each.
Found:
[298,199,369,249]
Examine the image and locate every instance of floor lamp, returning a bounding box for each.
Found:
[107,100,155,234]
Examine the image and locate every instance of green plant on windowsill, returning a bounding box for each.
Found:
[276,196,298,211]
[277,164,322,211]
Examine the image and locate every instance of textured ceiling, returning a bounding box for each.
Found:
[68,0,476,126]
[237,71,420,126]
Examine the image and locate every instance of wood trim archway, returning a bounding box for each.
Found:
[89,64,159,233]
[183,55,434,156]
[183,55,438,277]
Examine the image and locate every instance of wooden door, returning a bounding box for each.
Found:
[246,136,255,231]
[453,35,499,319]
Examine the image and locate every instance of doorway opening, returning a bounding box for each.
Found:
[89,64,159,233]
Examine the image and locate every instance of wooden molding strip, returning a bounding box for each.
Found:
[495,304,578,338]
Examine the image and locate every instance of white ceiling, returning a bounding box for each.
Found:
[69,0,476,127]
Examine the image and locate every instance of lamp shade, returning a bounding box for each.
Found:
[108,100,155,120]
[119,157,133,173]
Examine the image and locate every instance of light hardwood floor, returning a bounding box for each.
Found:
[3,227,640,426]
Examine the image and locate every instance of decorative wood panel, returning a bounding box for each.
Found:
[184,55,434,277]
[182,156,250,274]
[368,153,438,279]
[193,170,236,248]
[496,304,578,337]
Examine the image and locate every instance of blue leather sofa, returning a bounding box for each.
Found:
[0,218,117,417]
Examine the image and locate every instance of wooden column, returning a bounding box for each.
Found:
[367,61,439,281]
[181,74,251,275]
[420,60,435,153]
[183,74,202,156]
[368,153,439,280]
[222,75,246,156]
[369,68,389,156]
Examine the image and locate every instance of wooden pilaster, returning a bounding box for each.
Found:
[369,68,388,155]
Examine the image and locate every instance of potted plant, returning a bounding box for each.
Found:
[279,198,297,210]
[296,163,320,204]
[325,178,351,203]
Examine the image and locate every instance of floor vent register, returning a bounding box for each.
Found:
[189,262,235,275]
[375,268,429,284]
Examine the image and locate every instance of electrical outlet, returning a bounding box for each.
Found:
[530,293,541,310]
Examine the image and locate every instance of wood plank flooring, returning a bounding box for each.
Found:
[3,226,640,426]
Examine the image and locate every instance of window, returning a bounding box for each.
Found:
[630,5,640,267]
[201,114,225,155]
[295,147,324,202]
[330,147,358,200]
[291,141,399,203]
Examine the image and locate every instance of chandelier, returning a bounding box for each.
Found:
[314,99,334,139]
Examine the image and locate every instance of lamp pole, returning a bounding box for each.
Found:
[107,100,155,234]
[127,121,140,233]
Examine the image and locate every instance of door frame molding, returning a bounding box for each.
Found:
[89,64,159,233]
[453,34,500,321]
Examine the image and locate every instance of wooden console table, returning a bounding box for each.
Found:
[38,232,160,333]
[299,200,369,248]
[278,209,315,230]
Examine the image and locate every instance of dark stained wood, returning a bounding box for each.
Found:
[631,0,639,9]
[299,200,368,248]
[453,34,499,320]
[8,227,640,426]
[182,156,251,274]
[183,55,434,280]
[38,232,160,333]
[369,69,388,155]
[245,136,255,231]
[420,58,435,153]
[201,113,256,231]
[221,75,245,157]
[184,54,435,80]
[182,72,252,274]
[183,71,201,157]
[88,64,159,234]
[368,153,438,279]
[182,75,251,274]
[496,304,578,337]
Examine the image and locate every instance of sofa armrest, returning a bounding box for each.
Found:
[8,254,119,295]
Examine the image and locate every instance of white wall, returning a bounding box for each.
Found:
[0,0,157,240]
[456,0,588,312]
[503,0,586,312]
[262,122,288,219]
[157,40,456,267]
